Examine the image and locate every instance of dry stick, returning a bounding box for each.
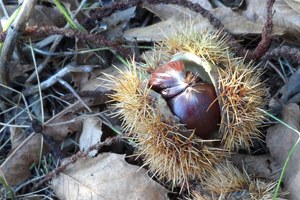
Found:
[91,0,275,60]
[57,78,92,112]
[0,25,132,58]
[262,46,300,64]
[245,0,275,60]
[26,0,88,84]
[33,136,120,189]
[0,0,37,93]
[22,64,95,96]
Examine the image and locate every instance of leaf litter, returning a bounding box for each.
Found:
[0,0,300,199]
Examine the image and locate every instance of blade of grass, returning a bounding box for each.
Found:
[0,6,22,51]
[0,176,16,200]
[258,108,300,199]
[53,0,85,31]
[29,38,44,124]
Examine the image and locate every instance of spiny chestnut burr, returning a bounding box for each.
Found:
[105,28,267,193]
[149,61,220,139]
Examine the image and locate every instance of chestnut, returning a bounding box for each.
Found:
[149,61,220,139]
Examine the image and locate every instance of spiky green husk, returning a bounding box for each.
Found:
[148,28,267,151]
[106,61,224,191]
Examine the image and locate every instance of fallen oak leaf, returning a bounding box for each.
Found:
[52,153,169,200]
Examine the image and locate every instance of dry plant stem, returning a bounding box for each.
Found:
[34,136,120,190]
[0,0,37,91]
[244,0,275,60]
[11,26,131,57]
[91,0,274,60]
[26,0,87,83]
[22,64,95,96]
[57,78,92,112]
[262,46,300,64]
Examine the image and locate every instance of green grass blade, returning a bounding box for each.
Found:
[53,0,85,31]
[259,108,300,199]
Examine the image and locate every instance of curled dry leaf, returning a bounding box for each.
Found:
[52,153,169,200]
[266,103,300,200]
[79,116,103,157]
[0,133,47,186]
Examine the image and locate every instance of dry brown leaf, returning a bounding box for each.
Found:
[230,154,276,179]
[124,0,286,42]
[266,103,300,200]
[71,71,90,90]
[284,0,300,13]
[0,133,47,186]
[79,117,103,157]
[43,111,83,141]
[52,153,169,200]
[9,127,26,151]
[81,62,126,92]
[103,7,136,40]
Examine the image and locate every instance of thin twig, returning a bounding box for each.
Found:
[262,46,300,64]
[26,0,88,84]
[90,0,275,60]
[22,64,95,96]
[243,0,275,60]
[0,0,38,92]
[33,136,120,189]
[57,78,92,112]
[17,26,131,57]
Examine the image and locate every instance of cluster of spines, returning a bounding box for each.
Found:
[157,29,267,151]
[218,59,267,151]
[106,27,276,197]
[105,61,224,191]
[193,162,282,200]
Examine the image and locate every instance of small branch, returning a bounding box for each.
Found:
[57,78,92,112]
[244,0,275,60]
[26,0,89,84]
[0,26,132,58]
[0,0,37,91]
[33,136,120,189]
[262,46,300,64]
[90,0,275,61]
[22,64,95,96]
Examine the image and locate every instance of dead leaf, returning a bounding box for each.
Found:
[9,127,26,151]
[230,154,276,179]
[79,117,103,157]
[124,0,285,42]
[266,103,300,200]
[0,133,47,186]
[81,61,126,92]
[43,111,83,141]
[103,7,136,40]
[278,63,300,103]
[52,153,169,200]
[284,0,300,13]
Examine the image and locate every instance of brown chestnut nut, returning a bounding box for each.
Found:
[149,61,220,139]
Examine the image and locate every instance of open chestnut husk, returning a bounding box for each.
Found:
[105,29,274,196]
[149,61,220,139]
